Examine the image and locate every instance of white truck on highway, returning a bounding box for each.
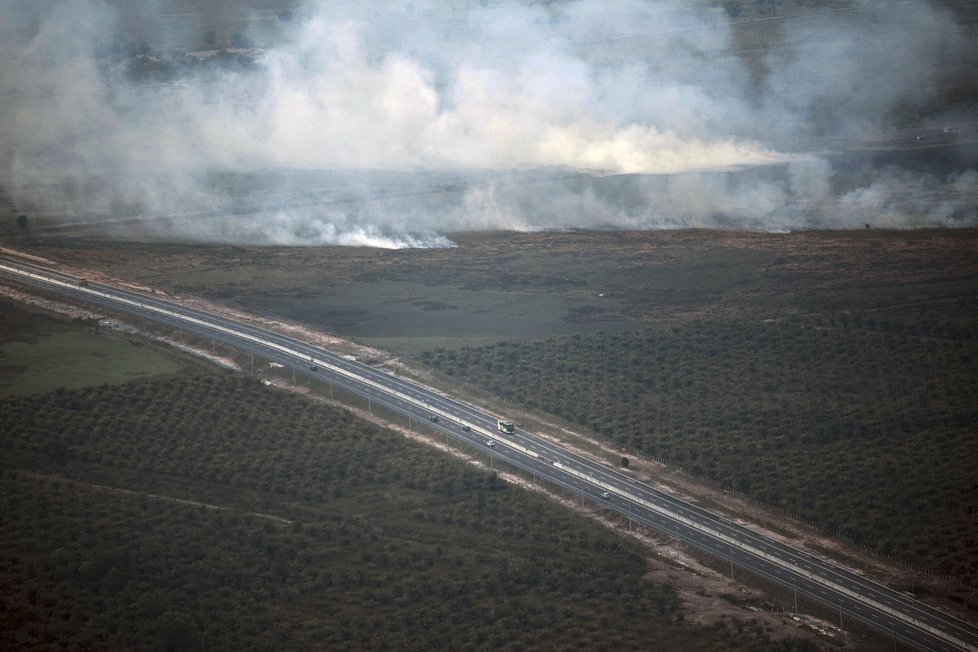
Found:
[497,419,514,434]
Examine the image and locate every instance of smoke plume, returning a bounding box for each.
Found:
[1,0,975,246]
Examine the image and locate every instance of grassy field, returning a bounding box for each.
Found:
[11,228,978,348]
[0,299,199,395]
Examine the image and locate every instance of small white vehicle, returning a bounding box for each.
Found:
[485,440,496,447]
[600,492,611,499]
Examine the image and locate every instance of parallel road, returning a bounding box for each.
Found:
[2,255,976,652]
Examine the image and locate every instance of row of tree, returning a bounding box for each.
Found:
[418,313,978,586]
[1,372,820,650]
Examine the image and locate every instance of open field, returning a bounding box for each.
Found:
[0,299,201,395]
[8,228,977,347]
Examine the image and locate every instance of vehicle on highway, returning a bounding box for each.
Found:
[78,278,89,286]
[309,364,318,371]
[429,415,438,423]
[461,425,471,432]
[485,440,496,447]
[497,419,514,434]
[600,492,611,499]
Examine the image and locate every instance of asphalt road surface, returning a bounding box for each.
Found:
[2,254,976,652]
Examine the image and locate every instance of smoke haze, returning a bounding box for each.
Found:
[1,0,976,246]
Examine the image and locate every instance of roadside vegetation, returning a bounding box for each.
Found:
[12,229,977,351]
[0,369,819,650]
[418,309,978,589]
[0,299,199,395]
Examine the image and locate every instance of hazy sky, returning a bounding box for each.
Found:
[1,0,975,246]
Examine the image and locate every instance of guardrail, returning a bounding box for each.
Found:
[550,460,972,651]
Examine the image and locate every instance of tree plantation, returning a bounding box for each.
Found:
[418,311,978,588]
[0,374,819,650]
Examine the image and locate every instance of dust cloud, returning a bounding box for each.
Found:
[1,0,975,246]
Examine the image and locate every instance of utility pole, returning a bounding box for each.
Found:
[793,577,798,614]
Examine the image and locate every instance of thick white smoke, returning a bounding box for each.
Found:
[0,0,975,246]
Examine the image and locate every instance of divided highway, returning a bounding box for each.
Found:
[2,255,976,652]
